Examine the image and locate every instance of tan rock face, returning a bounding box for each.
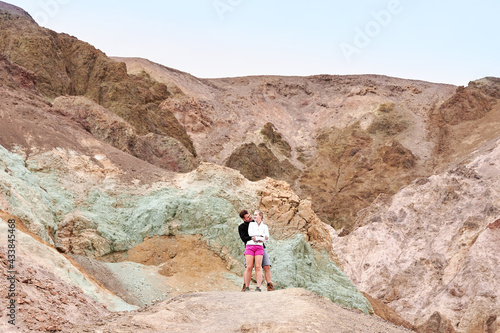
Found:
[416,312,457,333]
[0,54,36,91]
[0,14,195,158]
[429,78,500,168]
[259,179,334,257]
[52,96,138,153]
[55,210,111,257]
[113,234,241,295]
[362,292,415,331]
[332,137,500,332]
[225,142,295,182]
[52,95,198,173]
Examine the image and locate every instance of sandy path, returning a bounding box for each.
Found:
[69,288,412,332]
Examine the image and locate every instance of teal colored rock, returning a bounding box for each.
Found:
[78,187,247,255]
[266,234,372,313]
[0,144,371,313]
[0,145,56,243]
[69,184,372,312]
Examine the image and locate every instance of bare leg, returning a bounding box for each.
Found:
[243,269,250,289]
[244,255,254,287]
[254,255,263,288]
[263,265,272,284]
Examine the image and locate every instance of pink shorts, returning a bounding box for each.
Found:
[244,245,264,256]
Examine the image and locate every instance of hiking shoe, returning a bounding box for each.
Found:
[244,287,250,292]
[241,283,246,292]
[255,287,262,292]
[267,282,274,291]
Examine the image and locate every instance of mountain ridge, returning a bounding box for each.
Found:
[0,1,34,21]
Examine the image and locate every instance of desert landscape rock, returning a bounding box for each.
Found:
[51,96,198,172]
[123,57,462,233]
[0,130,372,309]
[125,58,500,236]
[0,212,130,333]
[1,1,500,332]
[0,8,196,166]
[331,136,500,332]
[4,1,500,233]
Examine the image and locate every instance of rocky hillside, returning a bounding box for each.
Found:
[3,0,499,233]
[116,57,500,234]
[332,135,500,332]
[0,137,376,330]
[1,1,500,332]
[0,6,196,172]
[0,15,378,326]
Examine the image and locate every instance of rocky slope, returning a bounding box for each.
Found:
[3,0,499,233]
[1,1,500,332]
[0,40,378,326]
[117,57,499,235]
[331,135,500,332]
[0,6,196,171]
[119,57,500,236]
[0,141,381,330]
[0,126,371,307]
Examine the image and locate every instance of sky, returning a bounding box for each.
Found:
[5,0,500,85]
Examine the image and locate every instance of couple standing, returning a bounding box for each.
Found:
[238,209,274,292]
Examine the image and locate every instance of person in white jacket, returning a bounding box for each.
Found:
[244,210,269,292]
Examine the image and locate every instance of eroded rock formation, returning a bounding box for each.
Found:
[332,137,500,332]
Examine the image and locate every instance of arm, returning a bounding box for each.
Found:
[250,223,267,243]
[238,223,252,244]
[258,224,269,242]
[263,224,269,241]
[247,222,257,237]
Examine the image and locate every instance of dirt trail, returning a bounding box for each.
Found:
[68,288,412,333]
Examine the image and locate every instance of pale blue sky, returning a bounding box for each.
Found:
[5,0,500,85]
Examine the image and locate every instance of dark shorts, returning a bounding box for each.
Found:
[244,248,271,267]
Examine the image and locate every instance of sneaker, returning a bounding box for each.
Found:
[241,283,246,292]
[255,287,262,292]
[244,287,250,292]
[267,282,274,291]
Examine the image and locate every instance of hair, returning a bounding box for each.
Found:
[254,210,263,219]
[239,210,249,219]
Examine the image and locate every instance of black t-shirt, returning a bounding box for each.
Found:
[238,221,252,245]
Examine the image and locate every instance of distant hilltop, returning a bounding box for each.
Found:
[0,1,35,21]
